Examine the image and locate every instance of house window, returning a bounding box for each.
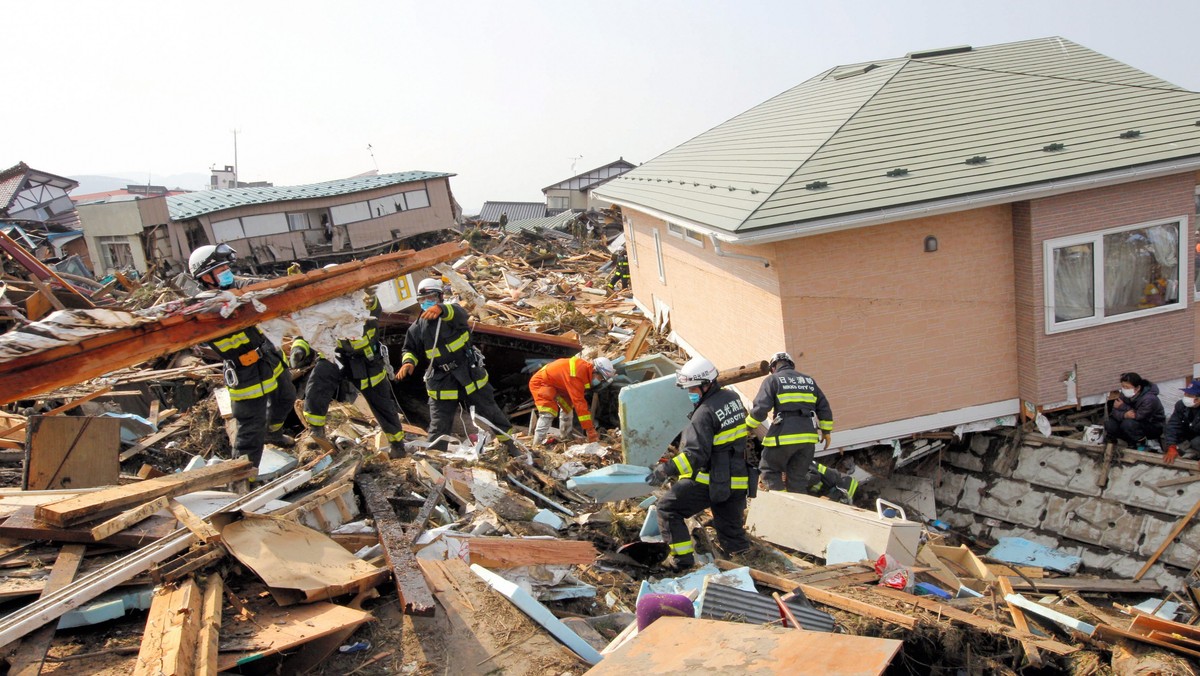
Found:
[403,189,430,210]
[654,229,665,284]
[287,213,310,231]
[548,196,569,211]
[667,221,705,246]
[626,217,638,266]
[1045,217,1187,333]
[1193,187,1200,298]
[97,235,135,271]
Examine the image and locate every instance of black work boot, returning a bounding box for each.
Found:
[388,442,408,460]
[662,555,695,572]
[310,426,327,440]
[266,430,296,448]
[501,439,519,459]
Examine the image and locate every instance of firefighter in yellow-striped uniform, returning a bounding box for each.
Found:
[746,351,833,493]
[647,357,752,570]
[290,292,406,457]
[188,244,296,468]
[397,278,517,455]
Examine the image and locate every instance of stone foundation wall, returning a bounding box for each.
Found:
[935,433,1200,590]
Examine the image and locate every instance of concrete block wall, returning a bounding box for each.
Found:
[937,433,1198,590]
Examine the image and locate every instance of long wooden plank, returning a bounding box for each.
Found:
[119,419,189,462]
[215,602,372,671]
[3,386,113,437]
[1135,495,1200,580]
[870,587,1078,655]
[0,241,466,405]
[714,560,917,629]
[90,496,171,541]
[35,459,254,527]
[5,544,87,676]
[133,579,202,676]
[467,537,598,569]
[357,474,436,616]
[195,574,223,676]
[997,576,1043,667]
[0,505,177,547]
[1002,576,1165,594]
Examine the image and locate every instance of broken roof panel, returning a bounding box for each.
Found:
[541,158,636,193]
[477,201,546,223]
[594,37,1200,240]
[503,210,579,234]
[166,170,454,221]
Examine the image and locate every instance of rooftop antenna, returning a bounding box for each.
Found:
[367,143,379,172]
[569,155,583,174]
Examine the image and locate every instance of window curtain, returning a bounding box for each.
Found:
[1103,232,1150,316]
[1053,244,1094,322]
[1145,223,1180,302]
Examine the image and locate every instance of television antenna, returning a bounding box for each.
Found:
[569,155,583,174]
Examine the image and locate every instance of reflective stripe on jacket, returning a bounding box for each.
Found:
[668,385,750,496]
[528,356,596,429]
[746,367,833,447]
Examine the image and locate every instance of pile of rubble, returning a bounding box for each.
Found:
[0,222,1196,675]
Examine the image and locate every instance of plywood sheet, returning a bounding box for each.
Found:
[585,616,901,675]
[24,416,121,490]
[217,602,372,671]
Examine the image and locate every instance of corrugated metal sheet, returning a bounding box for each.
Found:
[166,171,453,221]
[477,201,546,223]
[542,159,636,193]
[594,37,1200,239]
[503,210,579,234]
[697,582,836,633]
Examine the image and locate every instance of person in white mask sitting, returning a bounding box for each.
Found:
[1163,381,1200,464]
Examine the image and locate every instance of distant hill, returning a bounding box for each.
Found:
[70,172,209,195]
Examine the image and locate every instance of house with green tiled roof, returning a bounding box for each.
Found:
[594,37,1200,449]
[163,170,460,273]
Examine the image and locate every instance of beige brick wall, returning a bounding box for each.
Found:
[775,206,1018,431]
[1022,173,1198,403]
[623,213,786,399]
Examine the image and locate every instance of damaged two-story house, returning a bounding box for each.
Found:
[595,36,1200,451]
[163,171,460,273]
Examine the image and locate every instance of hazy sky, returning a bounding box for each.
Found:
[8,1,1198,213]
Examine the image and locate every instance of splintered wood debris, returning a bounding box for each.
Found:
[0,227,1193,674]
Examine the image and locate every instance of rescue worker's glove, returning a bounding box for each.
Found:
[646,462,670,486]
[1165,445,1180,464]
[586,428,600,443]
[822,431,832,450]
[397,362,415,380]
[420,303,443,321]
[288,350,311,370]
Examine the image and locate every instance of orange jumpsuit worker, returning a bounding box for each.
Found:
[529,356,617,446]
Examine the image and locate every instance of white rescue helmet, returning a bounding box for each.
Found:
[592,357,616,382]
[769,351,795,371]
[675,356,718,389]
[417,277,443,297]
[188,243,237,280]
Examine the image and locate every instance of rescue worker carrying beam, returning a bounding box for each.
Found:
[290,290,407,458]
[647,356,752,570]
[189,244,296,469]
[528,355,617,446]
[745,351,833,493]
[398,277,518,456]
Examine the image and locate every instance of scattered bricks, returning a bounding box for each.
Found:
[1011,445,1103,497]
[976,477,1048,529]
[957,475,987,511]
[1041,495,1146,551]
[1103,463,1200,516]
[934,472,966,507]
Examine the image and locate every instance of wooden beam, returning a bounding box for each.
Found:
[167,499,221,544]
[997,576,1044,667]
[714,560,916,629]
[133,579,202,676]
[0,241,466,405]
[357,474,436,616]
[35,459,254,527]
[1002,576,1164,594]
[1136,495,1200,581]
[5,544,87,676]
[4,386,113,437]
[467,537,598,569]
[194,574,222,676]
[90,496,170,541]
[870,587,1078,655]
[119,419,189,462]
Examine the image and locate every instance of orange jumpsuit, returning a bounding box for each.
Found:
[529,357,598,433]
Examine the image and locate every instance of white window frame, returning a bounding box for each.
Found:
[1193,186,1200,300]
[1043,215,1188,334]
[626,217,638,266]
[666,221,705,247]
[653,229,665,284]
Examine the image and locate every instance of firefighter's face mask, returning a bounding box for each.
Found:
[215,268,235,288]
[419,299,436,311]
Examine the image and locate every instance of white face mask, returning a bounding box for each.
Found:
[1121,387,1136,398]
[1184,397,1198,408]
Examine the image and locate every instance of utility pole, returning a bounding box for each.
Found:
[367,143,379,172]
[232,129,240,188]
